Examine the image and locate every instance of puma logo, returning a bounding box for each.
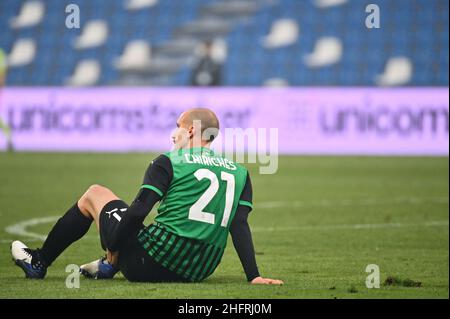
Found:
[105,208,118,218]
[104,208,124,222]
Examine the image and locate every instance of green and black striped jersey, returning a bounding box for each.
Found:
[137,224,224,282]
[138,147,252,282]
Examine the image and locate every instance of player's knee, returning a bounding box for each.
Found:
[78,184,104,212]
[89,184,114,199]
[87,184,106,194]
[77,192,91,213]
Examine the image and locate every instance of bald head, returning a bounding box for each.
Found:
[179,108,220,143]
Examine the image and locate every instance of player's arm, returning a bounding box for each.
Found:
[109,155,172,251]
[230,173,283,285]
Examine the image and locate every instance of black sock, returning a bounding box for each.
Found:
[40,203,93,266]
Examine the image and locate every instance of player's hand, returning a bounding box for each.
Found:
[250,276,284,285]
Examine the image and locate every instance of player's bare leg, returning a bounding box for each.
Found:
[11,184,121,279]
[77,184,120,265]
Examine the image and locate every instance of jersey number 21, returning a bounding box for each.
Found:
[188,168,235,228]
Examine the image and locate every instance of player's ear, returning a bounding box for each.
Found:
[188,125,195,139]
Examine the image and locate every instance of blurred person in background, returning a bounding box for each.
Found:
[190,41,223,86]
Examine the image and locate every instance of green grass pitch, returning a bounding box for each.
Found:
[0,153,448,298]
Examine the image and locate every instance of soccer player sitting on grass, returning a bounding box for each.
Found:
[11,108,283,285]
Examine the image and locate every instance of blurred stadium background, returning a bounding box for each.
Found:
[0,0,448,86]
[0,0,448,299]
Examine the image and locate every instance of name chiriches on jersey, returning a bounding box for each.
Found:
[183,153,237,170]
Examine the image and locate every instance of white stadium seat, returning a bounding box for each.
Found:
[125,0,159,11]
[74,20,109,50]
[66,59,101,86]
[262,19,299,49]
[375,56,413,86]
[303,36,343,68]
[9,0,45,29]
[313,0,348,9]
[7,38,36,67]
[114,40,152,71]
[263,78,290,87]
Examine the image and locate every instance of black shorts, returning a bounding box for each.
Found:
[99,199,187,283]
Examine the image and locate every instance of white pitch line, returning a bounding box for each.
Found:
[252,220,449,232]
[2,216,99,244]
[1,196,448,243]
[5,216,60,241]
[3,219,447,244]
[254,196,449,209]
[0,238,42,244]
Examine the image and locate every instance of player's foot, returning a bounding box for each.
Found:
[11,240,47,279]
[80,256,119,279]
